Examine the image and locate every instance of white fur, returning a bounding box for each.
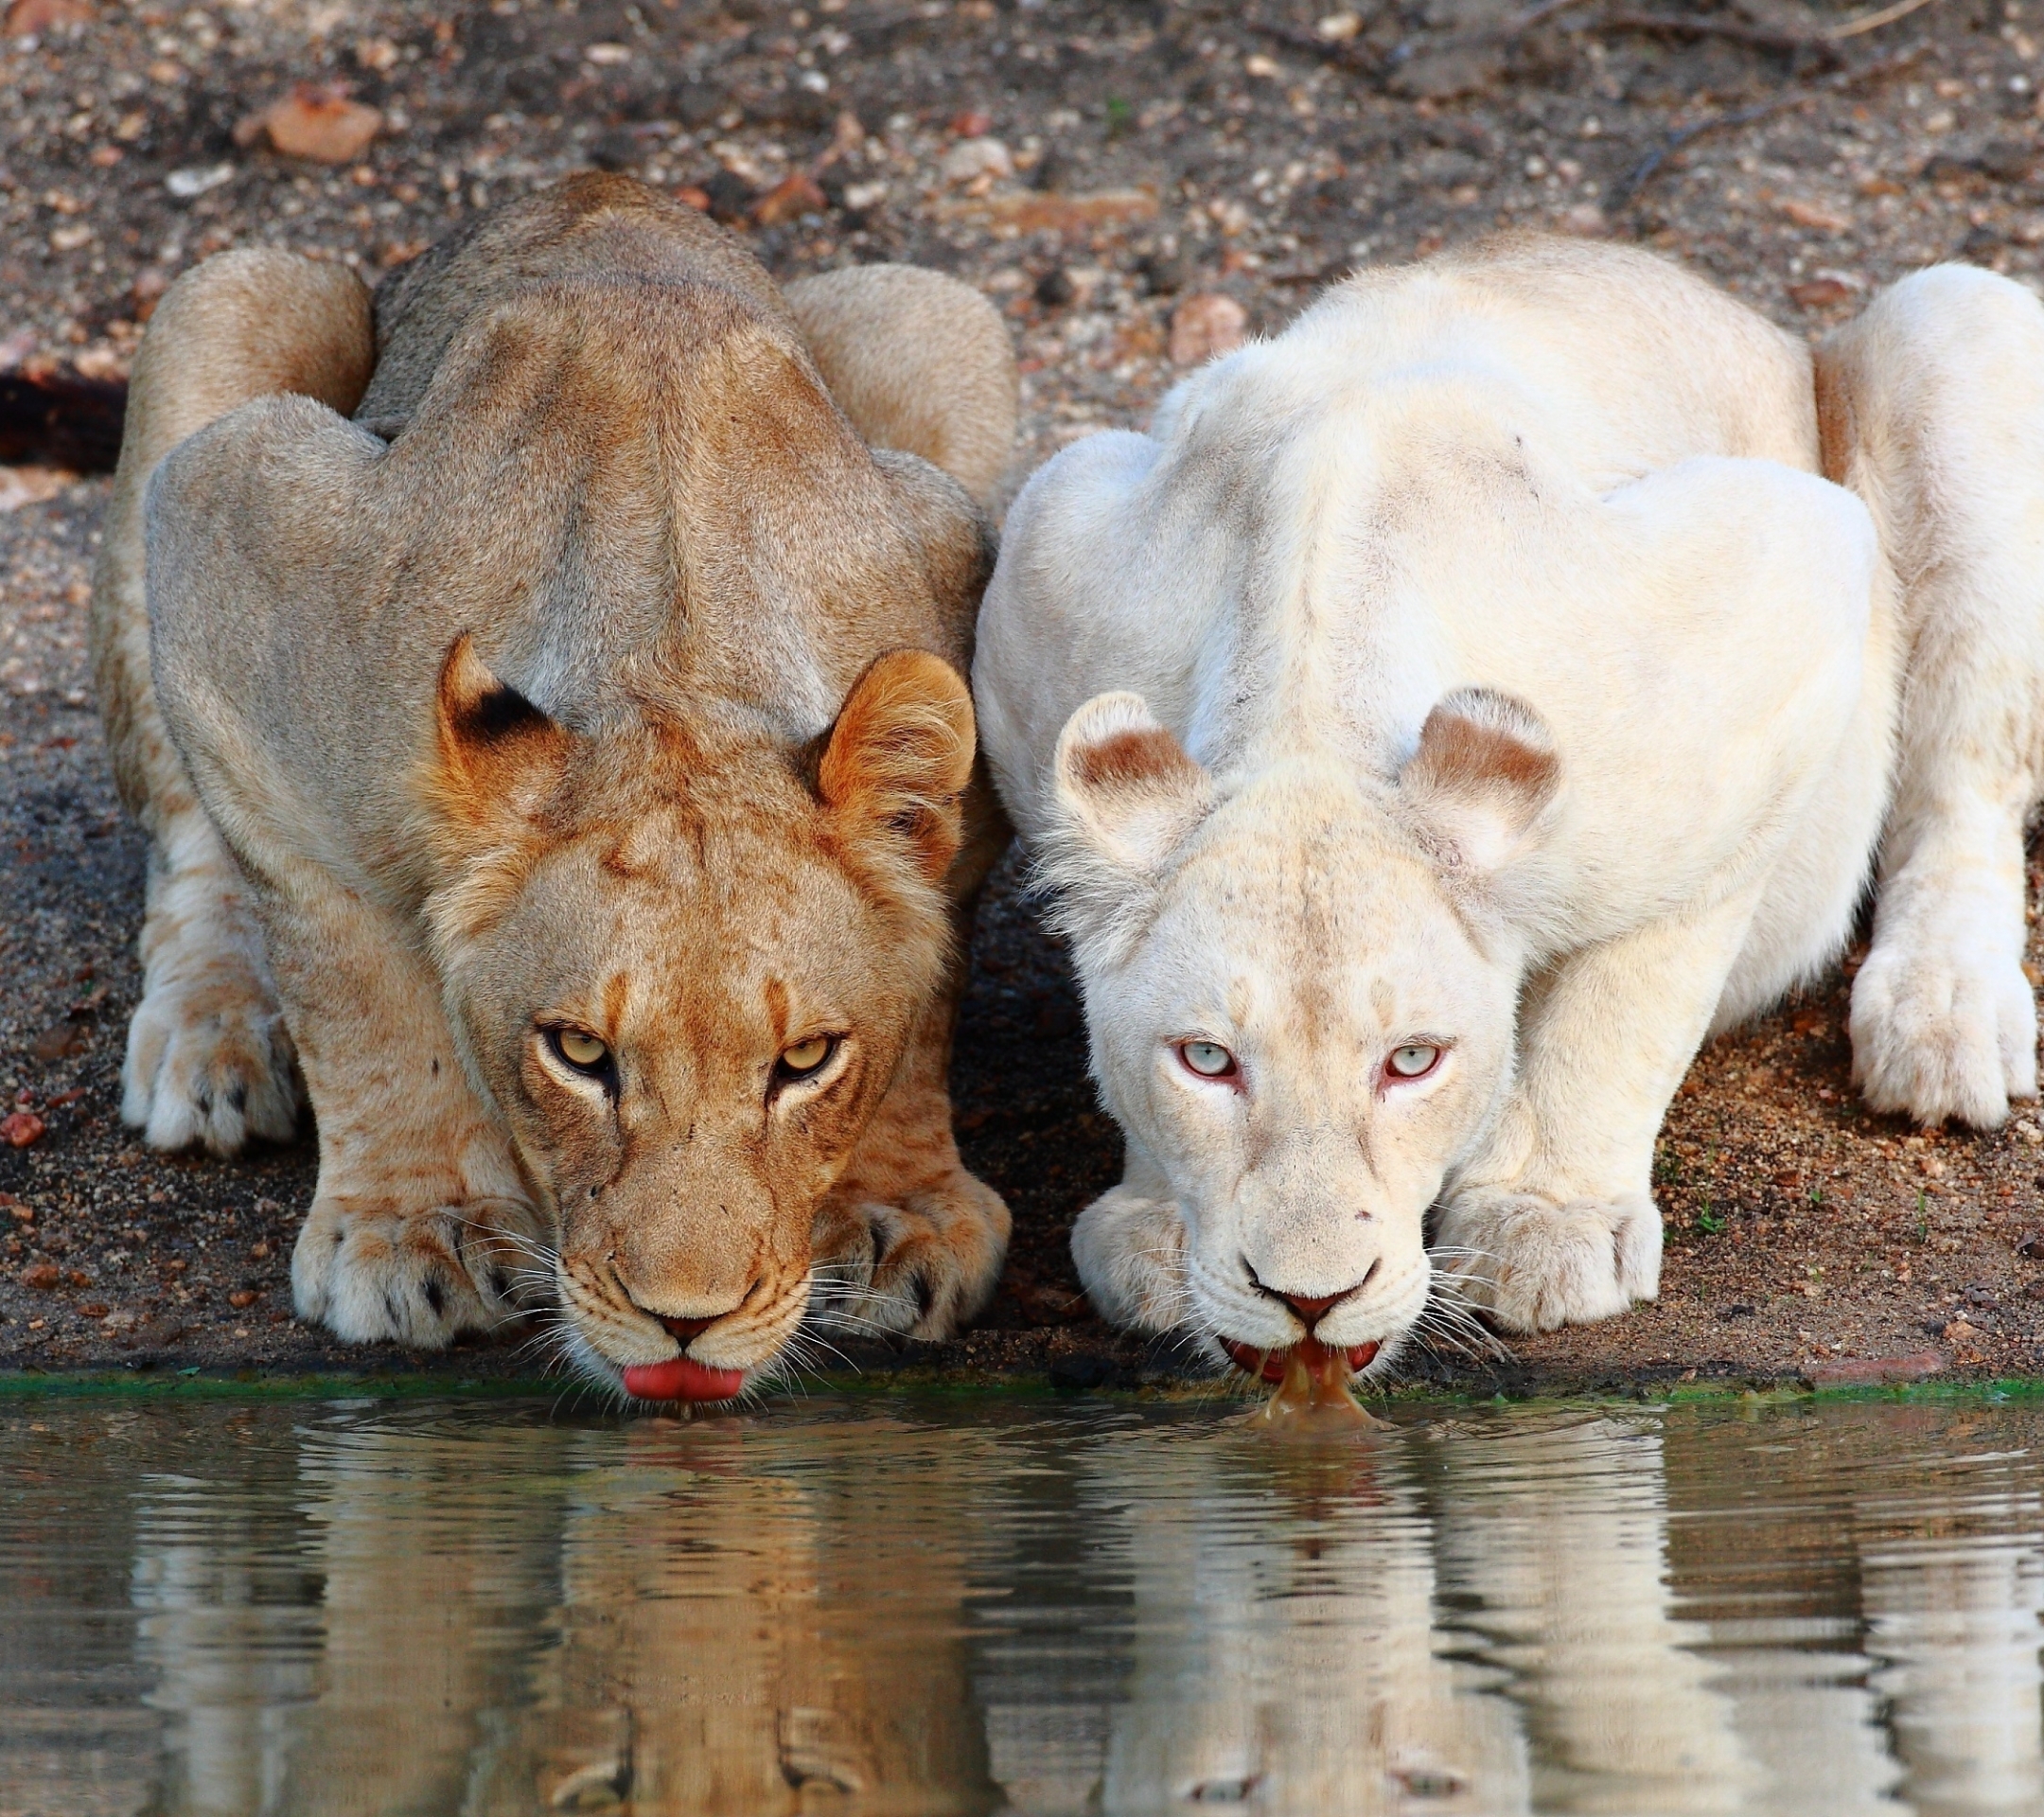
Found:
[976,239,2044,1355]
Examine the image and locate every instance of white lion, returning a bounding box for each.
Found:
[974,237,2044,1373]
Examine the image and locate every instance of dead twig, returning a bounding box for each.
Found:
[1606,41,1929,210]
[1593,10,1837,53]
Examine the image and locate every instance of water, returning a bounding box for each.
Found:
[4,1392,2043,1816]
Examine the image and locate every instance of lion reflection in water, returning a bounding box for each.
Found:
[95,1411,2044,1816]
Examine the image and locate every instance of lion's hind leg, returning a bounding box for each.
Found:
[1821,266,2044,1127]
[92,249,374,1154]
[784,264,1017,508]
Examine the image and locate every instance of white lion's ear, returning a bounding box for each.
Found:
[1044,693,1213,947]
[1399,687,1559,876]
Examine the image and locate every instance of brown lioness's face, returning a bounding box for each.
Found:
[420,640,969,1397]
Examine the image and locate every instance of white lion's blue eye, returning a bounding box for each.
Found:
[1387,1044,1441,1080]
[1179,1041,1238,1080]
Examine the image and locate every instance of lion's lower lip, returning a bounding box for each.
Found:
[622,1357,745,1401]
[1223,1336,1380,1382]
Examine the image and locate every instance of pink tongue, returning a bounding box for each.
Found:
[623,1357,746,1402]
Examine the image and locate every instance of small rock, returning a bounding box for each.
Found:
[1802,1350,1945,1388]
[228,1289,259,1310]
[0,467,71,514]
[165,164,235,200]
[236,83,383,166]
[1137,247,1189,296]
[30,1023,85,1062]
[1978,138,2039,184]
[1556,204,1609,238]
[1033,267,1076,308]
[697,169,757,224]
[1386,47,1504,103]
[79,1301,109,1319]
[1316,10,1363,40]
[20,1262,61,1290]
[948,109,994,138]
[1169,292,1248,366]
[1,1110,46,1148]
[941,136,1012,186]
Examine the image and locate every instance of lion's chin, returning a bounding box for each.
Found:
[1221,1335,1380,1385]
[621,1357,748,1402]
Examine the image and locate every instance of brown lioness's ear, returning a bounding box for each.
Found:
[819,649,976,885]
[421,634,572,851]
[1398,687,1559,874]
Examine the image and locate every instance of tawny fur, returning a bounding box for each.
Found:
[975,236,2044,1367]
[93,174,1017,1388]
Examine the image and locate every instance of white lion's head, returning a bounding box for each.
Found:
[1041,686,1561,1378]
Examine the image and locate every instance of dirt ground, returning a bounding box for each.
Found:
[5,0,2044,1396]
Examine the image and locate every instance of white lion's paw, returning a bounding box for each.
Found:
[1071,1184,1192,1334]
[809,1170,1009,1341]
[291,1195,540,1349]
[121,967,302,1156]
[1850,933,2037,1129]
[1432,1189,1662,1334]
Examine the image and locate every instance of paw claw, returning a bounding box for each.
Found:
[1850,937,2037,1129]
[291,1197,542,1349]
[1433,1190,1661,1334]
[1070,1186,1191,1333]
[810,1173,1008,1340]
[122,970,301,1156]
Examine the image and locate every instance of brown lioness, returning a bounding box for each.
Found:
[92,173,1017,1398]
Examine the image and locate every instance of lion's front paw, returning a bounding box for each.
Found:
[291,1194,543,1349]
[1850,931,2037,1129]
[1433,1189,1661,1334]
[811,1168,1010,1340]
[121,966,302,1156]
[1070,1185,1191,1334]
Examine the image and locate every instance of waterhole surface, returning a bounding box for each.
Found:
[5,1391,2043,1815]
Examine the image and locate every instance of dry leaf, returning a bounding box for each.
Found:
[950,186,1158,236]
[240,83,383,165]
[1788,277,1854,309]
[752,171,827,225]
[1779,198,1852,234]
[4,0,93,36]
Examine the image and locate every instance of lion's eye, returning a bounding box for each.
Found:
[1179,1040,1239,1080]
[777,1036,836,1080]
[549,1028,611,1076]
[1387,1044,1441,1081]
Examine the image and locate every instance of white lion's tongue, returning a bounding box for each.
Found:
[1245,1339,1382,1430]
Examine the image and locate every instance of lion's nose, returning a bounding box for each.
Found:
[1278,1291,1346,1328]
[1253,1259,1381,1332]
[660,1314,716,1341]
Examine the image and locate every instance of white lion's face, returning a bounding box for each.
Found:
[1077,803,1521,1370]
[1042,688,1558,1378]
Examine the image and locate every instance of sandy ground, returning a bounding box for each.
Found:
[5,0,2044,1395]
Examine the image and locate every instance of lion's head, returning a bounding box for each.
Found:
[417,637,975,1397]
[1041,686,1560,1379]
